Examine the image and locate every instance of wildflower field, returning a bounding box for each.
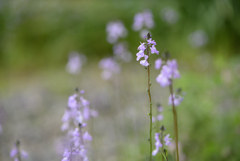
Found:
[0,0,240,161]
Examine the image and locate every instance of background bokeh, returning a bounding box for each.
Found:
[0,0,240,161]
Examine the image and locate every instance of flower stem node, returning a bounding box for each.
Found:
[160,125,166,131]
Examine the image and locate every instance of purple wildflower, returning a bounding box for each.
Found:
[140,59,149,66]
[68,94,78,109]
[147,38,157,45]
[156,73,171,87]
[10,142,28,161]
[99,57,121,80]
[66,52,87,75]
[132,9,155,31]
[156,59,180,87]
[168,94,183,106]
[136,38,159,67]
[164,134,172,146]
[136,50,145,61]
[113,42,132,62]
[155,58,162,70]
[157,114,163,121]
[150,45,159,54]
[138,42,146,51]
[152,133,162,156]
[106,20,127,44]
[83,132,92,141]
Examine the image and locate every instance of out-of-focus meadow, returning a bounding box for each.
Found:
[0,0,240,161]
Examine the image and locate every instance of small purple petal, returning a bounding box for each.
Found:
[155,58,162,70]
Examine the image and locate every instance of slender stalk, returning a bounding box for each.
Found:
[16,140,22,161]
[146,43,153,161]
[160,131,164,161]
[169,83,179,161]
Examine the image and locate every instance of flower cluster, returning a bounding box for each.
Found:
[10,141,28,161]
[152,104,163,122]
[61,89,97,161]
[156,59,180,87]
[132,9,155,31]
[106,20,127,44]
[136,37,159,66]
[168,94,183,107]
[98,57,121,80]
[66,52,87,75]
[152,133,172,156]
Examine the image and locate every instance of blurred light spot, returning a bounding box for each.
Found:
[160,7,179,24]
[188,30,208,48]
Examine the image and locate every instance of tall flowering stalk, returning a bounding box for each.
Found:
[10,140,28,161]
[61,88,97,161]
[136,33,159,161]
[156,54,183,161]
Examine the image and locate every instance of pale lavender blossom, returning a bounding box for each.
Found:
[66,52,87,75]
[113,42,132,62]
[106,20,127,44]
[168,94,183,106]
[68,94,78,109]
[156,59,180,87]
[61,89,97,161]
[136,50,145,61]
[10,141,28,161]
[150,45,159,54]
[164,134,172,146]
[138,42,146,51]
[140,59,149,66]
[99,57,121,80]
[156,73,171,87]
[132,10,155,31]
[157,114,163,121]
[152,133,162,156]
[147,38,156,45]
[152,116,156,122]
[83,132,92,141]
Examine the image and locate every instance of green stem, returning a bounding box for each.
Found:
[146,43,153,161]
[169,83,179,161]
[161,131,164,161]
[16,140,22,161]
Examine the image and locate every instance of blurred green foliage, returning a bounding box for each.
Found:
[0,0,240,71]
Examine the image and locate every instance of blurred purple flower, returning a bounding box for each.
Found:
[152,133,162,156]
[68,94,78,109]
[10,144,28,161]
[168,94,183,106]
[66,52,87,75]
[113,42,132,62]
[99,58,121,80]
[156,59,180,87]
[147,38,156,45]
[155,58,162,70]
[83,132,92,141]
[132,9,155,31]
[157,114,163,121]
[150,45,159,54]
[140,59,149,66]
[106,20,127,44]
[164,134,172,146]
